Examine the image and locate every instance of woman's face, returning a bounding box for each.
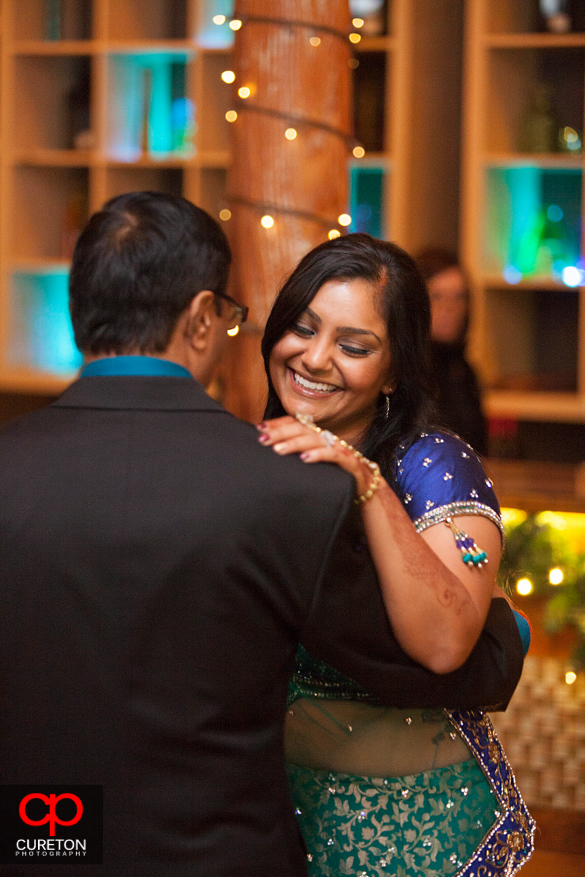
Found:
[428,266,468,344]
[269,278,393,444]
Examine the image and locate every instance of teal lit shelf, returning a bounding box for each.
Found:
[349,160,389,239]
[107,53,195,162]
[8,270,82,376]
[484,164,583,285]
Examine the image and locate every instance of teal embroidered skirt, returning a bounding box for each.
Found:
[287,758,499,877]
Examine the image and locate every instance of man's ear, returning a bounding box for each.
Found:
[184,290,217,351]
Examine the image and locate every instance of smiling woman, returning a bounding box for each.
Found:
[262,233,434,474]
[268,277,393,445]
[258,233,534,877]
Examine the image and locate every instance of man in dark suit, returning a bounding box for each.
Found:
[0,193,523,876]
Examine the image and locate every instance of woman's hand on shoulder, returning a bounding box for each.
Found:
[257,416,374,496]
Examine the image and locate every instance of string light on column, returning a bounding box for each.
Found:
[230,195,349,233]
[228,101,358,149]
[216,11,364,235]
[221,70,236,83]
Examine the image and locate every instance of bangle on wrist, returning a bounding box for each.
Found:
[294,413,382,504]
[345,449,381,504]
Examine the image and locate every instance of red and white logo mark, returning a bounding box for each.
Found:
[19,793,83,837]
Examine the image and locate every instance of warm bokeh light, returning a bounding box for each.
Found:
[328,229,341,240]
[285,128,297,140]
[238,86,251,98]
[549,568,564,585]
[225,110,238,122]
[221,70,236,83]
[229,19,243,31]
[566,671,577,685]
[309,36,321,47]
[537,511,585,553]
[338,213,352,227]
[560,126,582,151]
[516,578,533,596]
[261,215,274,228]
[352,18,364,28]
[219,209,231,221]
[227,326,240,337]
[349,33,362,44]
[213,15,226,25]
[349,58,360,69]
[353,145,365,158]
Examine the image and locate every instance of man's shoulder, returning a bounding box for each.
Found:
[0,403,55,440]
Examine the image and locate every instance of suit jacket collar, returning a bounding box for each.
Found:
[52,375,230,413]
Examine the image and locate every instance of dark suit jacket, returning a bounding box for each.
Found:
[0,376,523,876]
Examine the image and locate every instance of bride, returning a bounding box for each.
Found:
[258,233,534,876]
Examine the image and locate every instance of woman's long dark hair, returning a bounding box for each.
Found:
[261,233,436,474]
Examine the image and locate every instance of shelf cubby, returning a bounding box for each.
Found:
[353,50,388,153]
[106,0,187,42]
[349,159,390,239]
[486,1,540,34]
[485,47,585,154]
[483,284,580,394]
[7,269,82,375]
[12,55,92,151]
[483,164,582,281]
[486,0,585,35]
[15,0,93,42]
[12,166,89,261]
[106,52,194,161]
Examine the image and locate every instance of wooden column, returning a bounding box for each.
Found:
[221,0,352,422]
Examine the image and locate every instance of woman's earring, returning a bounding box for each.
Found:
[385,394,390,419]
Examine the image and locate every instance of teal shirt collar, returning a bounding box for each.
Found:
[81,356,192,379]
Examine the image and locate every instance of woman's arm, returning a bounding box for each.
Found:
[258,416,501,674]
[362,484,501,672]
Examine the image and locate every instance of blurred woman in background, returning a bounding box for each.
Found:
[415,247,488,456]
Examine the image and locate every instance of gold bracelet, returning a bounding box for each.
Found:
[294,413,382,505]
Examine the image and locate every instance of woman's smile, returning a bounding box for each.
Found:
[269,278,393,444]
[290,368,339,395]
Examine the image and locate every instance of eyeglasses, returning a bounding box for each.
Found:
[215,291,249,334]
